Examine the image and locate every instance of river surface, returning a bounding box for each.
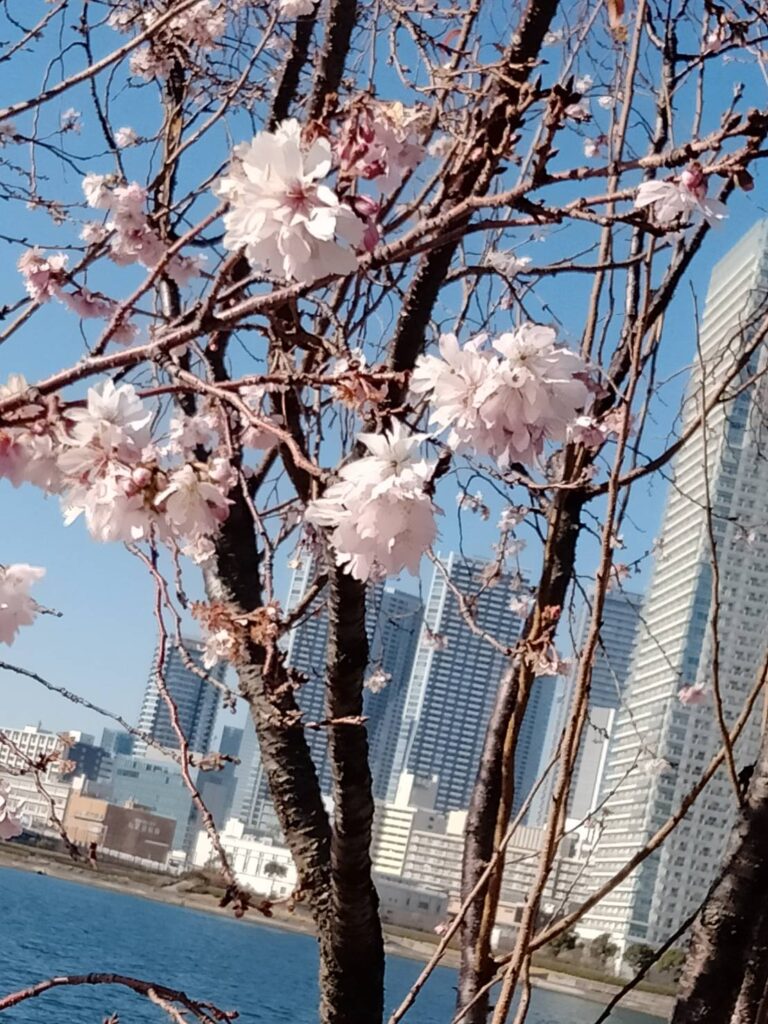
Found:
[0,866,659,1023]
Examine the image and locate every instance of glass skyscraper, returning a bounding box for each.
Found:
[233,561,422,832]
[583,220,768,953]
[389,553,552,815]
[530,588,643,825]
[135,640,224,757]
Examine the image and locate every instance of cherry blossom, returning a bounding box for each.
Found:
[528,645,570,677]
[63,467,159,543]
[509,594,532,617]
[0,375,61,492]
[0,120,17,144]
[113,1,225,77]
[155,465,231,538]
[51,382,233,548]
[331,352,387,411]
[65,380,152,457]
[583,137,604,159]
[565,100,591,122]
[239,387,282,450]
[170,1,226,49]
[678,685,707,707]
[202,628,239,669]
[82,177,200,284]
[17,249,68,302]
[338,101,425,192]
[215,119,364,283]
[642,756,673,778]
[278,0,315,15]
[115,126,138,148]
[364,667,391,693]
[305,420,438,581]
[634,163,727,227]
[422,627,448,651]
[457,491,490,520]
[484,250,531,276]
[0,564,45,645]
[82,172,114,208]
[411,324,590,467]
[608,562,632,589]
[169,409,222,455]
[0,784,23,840]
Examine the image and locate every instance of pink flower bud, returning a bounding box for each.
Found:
[131,466,152,488]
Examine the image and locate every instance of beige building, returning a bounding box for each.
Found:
[63,790,176,863]
[372,773,594,941]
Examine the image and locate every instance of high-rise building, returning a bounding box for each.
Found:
[100,750,195,850]
[582,221,768,954]
[530,588,643,825]
[100,728,134,756]
[232,562,422,833]
[388,554,551,814]
[195,725,243,830]
[134,641,224,757]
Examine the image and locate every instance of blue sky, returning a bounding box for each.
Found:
[2,8,767,738]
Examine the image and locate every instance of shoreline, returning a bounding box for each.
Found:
[0,851,671,1020]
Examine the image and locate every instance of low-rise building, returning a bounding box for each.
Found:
[0,725,93,772]
[375,875,448,932]
[63,789,176,863]
[0,771,71,836]
[92,750,195,849]
[372,773,593,942]
[192,819,297,899]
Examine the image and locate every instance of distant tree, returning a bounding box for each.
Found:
[625,944,657,975]
[659,949,686,981]
[547,927,580,959]
[590,934,619,967]
[263,860,289,879]
[263,859,289,898]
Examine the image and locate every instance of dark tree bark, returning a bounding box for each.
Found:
[323,567,385,1024]
[672,727,768,1024]
[732,904,768,1024]
[307,0,358,122]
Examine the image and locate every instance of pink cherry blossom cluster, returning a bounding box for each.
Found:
[0,377,237,564]
[82,175,202,286]
[305,421,438,581]
[0,782,23,840]
[410,324,591,467]
[16,249,138,345]
[278,0,315,15]
[0,563,45,646]
[678,684,707,707]
[634,162,727,227]
[338,100,425,193]
[108,1,227,79]
[215,119,373,284]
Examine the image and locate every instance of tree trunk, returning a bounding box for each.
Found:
[322,566,385,1024]
[732,904,768,1024]
[672,727,768,1024]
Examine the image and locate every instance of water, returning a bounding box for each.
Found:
[0,866,658,1023]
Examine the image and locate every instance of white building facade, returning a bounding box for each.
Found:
[531,589,643,826]
[583,221,768,952]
